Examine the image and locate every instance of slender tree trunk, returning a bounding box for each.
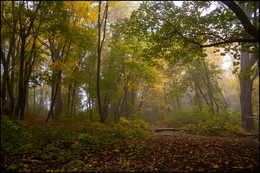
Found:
[38,83,45,113]
[202,57,215,115]
[97,1,103,121]
[188,65,211,110]
[1,63,7,109]
[195,86,202,111]
[46,69,63,123]
[119,90,128,119]
[54,86,62,119]
[91,97,94,121]
[124,86,129,118]
[45,84,59,123]
[97,1,108,123]
[130,88,136,115]
[33,87,36,111]
[114,97,122,123]
[71,83,77,115]
[215,80,229,110]
[68,83,71,110]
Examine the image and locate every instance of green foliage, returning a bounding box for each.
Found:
[1,115,153,171]
[154,107,248,137]
[182,109,246,136]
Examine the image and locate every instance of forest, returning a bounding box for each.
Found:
[1,1,259,172]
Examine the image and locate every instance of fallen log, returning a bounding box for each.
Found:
[154,128,184,132]
[21,158,43,163]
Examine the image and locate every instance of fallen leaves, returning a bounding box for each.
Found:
[171,167,179,172]
[4,130,259,172]
[212,164,219,168]
[114,148,120,152]
[174,154,184,158]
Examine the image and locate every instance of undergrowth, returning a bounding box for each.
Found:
[1,115,153,172]
[154,106,258,136]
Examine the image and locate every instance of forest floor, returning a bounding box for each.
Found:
[94,131,259,172]
[12,133,260,172]
[2,119,259,172]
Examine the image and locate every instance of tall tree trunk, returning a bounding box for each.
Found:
[14,1,42,120]
[9,37,19,116]
[97,1,108,123]
[239,52,255,130]
[15,36,26,119]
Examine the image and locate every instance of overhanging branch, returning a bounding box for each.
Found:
[150,17,258,48]
[200,39,258,48]
[221,1,259,41]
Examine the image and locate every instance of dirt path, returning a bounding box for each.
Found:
[148,131,259,172]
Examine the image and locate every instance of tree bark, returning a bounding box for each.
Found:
[239,52,255,130]
[15,36,26,119]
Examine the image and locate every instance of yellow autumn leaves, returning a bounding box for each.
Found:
[50,60,82,71]
[50,60,82,94]
[63,1,98,28]
[50,61,65,71]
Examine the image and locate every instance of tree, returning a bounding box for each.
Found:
[239,52,258,130]
[97,1,109,123]
[221,1,259,42]
[125,1,259,129]
[1,1,46,119]
[45,1,96,123]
